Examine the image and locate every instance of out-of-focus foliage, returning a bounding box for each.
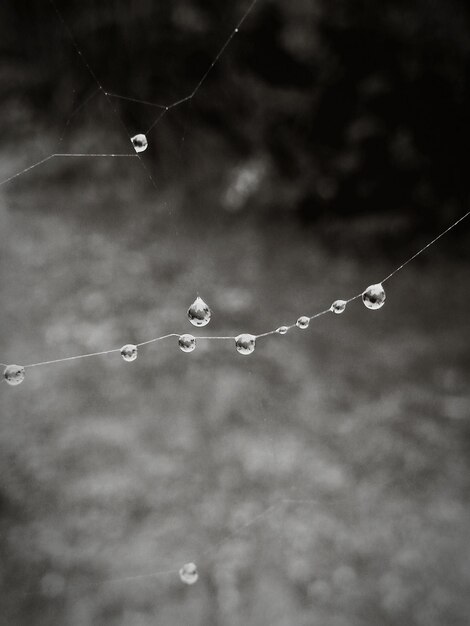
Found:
[1,1,470,625]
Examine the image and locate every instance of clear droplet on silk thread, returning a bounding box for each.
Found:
[179,562,199,585]
[331,300,347,314]
[296,316,310,329]
[187,297,211,327]
[362,283,386,310]
[178,334,196,353]
[131,134,148,153]
[235,334,256,355]
[3,364,25,386]
[120,344,138,362]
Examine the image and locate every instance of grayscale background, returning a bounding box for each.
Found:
[1,1,469,624]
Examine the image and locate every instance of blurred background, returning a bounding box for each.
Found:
[1,0,470,624]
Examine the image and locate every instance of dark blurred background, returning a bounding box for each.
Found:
[1,1,470,625]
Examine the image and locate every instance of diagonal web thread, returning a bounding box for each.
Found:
[1,208,469,372]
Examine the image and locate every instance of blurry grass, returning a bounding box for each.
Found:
[1,142,470,626]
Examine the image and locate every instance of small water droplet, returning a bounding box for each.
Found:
[362,283,386,310]
[331,300,347,314]
[276,326,289,335]
[131,134,148,153]
[179,334,196,352]
[3,364,25,386]
[187,297,211,327]
[179,562,198,585]
[235,334,256,355]
[296,316,310,329]
[120,344,137,362]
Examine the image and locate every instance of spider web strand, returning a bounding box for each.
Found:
[48,0,105,91]
[145,0,259,133]
[0,154,138,188]
[104,92,167,110]
[58,87,102,141]
[25,348,121,369]
[381,210,470,283]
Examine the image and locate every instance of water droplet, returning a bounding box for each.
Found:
[179,334,196,353]
[187,297,211,327]
[179,562,198,585]
[331,300,347,314]
[235,334,256,355]
[362,283,386,310]
[131,134,148,153]
[296,316,310,329]
[3,364,25,386]
[276,326,289,335]
[120,344,137,362]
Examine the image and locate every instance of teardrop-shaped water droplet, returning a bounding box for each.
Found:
[362,283,386,310]
[178,334,196,353]
[3,364,25,386]
[296,316,310,329]
[331,300,347,314]
[131,134,148,153]
[179,562,198,585]
[235,334,256,355]
[187,297,211,327]
[120,344,137,362]
[276,326,289,335]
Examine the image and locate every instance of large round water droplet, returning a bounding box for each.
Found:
[120,344,137,362]
[4,364,25,386]
[131,134,148,153]
[179,334,196,353]
[331,300,347,314]
[276,326,289,335]
[187,297,211,327]
[296,316,310,329]
[362,283,386,310]
[235,334,256,355]
[179,562,198,585]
